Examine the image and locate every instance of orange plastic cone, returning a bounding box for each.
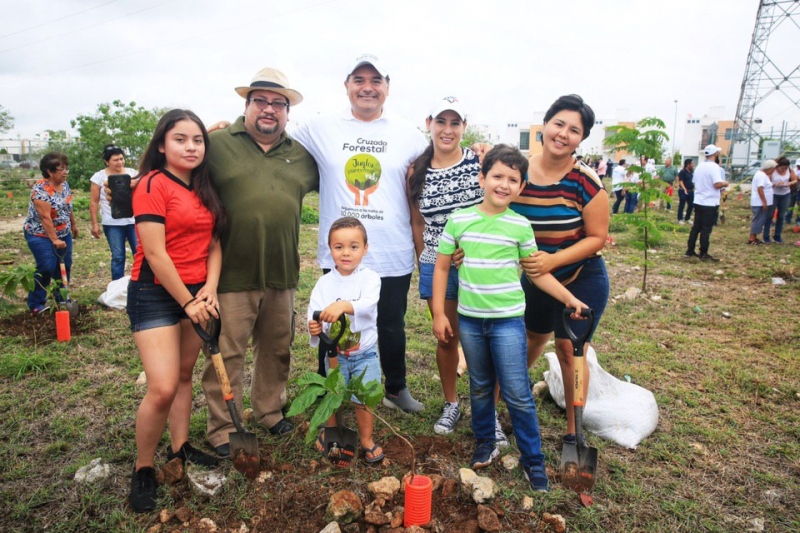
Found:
[56,310,71,341]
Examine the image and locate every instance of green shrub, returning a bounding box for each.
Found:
[301,204,319,224]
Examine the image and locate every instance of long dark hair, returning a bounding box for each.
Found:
[139,109,225,238]
[407,142,435,205]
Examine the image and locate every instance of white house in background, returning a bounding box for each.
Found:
[681,107,735,163]
[0,136,53,161]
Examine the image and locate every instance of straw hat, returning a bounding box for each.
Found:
[235,68,303,106]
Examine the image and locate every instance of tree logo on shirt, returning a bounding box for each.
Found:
[344,154,382,206]
[330,315,361,355]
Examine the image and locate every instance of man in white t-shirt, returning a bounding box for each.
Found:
[611,159,627,214]
[292,54,429,413]
[684,145,729,261]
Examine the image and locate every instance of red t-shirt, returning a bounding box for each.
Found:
[130,169,215,285]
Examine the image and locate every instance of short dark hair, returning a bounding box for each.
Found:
[684,158,693,168]
[102,144,124,162]
[328,216,368,245]
[619,159,626,166]
[776,156,790,167]
[481,144,528,179]
[543,94,595,140]
[39,152,68,178]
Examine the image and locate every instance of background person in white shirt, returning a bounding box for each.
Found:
[684,144,729,262]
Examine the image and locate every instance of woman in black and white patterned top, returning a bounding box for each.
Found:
[406,96,488,438]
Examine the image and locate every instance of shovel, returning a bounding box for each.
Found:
[313,311,358,468]
[560,307,598,494]
[54,247,79,317]
[193,316,260,479]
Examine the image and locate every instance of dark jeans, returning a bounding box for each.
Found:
[785,189,799,224]
[678,190,694,221]
[103,223,137,280]
[686,204,718,256]
[377,273,412,395]
[764,193,790,239]
[624,192,639,214]
[612,190,625,213]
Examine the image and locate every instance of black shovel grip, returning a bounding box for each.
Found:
[192,315,221,354]
[312,311,347,349]
[561,308,596,357]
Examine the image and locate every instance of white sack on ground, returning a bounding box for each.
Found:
[543,347,658,449]
[97,275,129,310]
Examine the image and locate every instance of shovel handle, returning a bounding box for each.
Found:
[312,311,347,349]
[562,308,595,358]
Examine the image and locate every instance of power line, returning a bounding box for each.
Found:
[0,0,344,88]
[0,0,178,55]
[0,0,124,39]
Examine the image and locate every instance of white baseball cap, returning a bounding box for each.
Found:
[429,96,467,121]
[703,144,721,156]
[347,53,388,78]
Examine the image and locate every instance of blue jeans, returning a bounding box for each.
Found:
[103,224,137,280]
[764,193,790,240]
[459,314,546,468]
[418,263,458,300]
[25,232,72,311]
[324,350,381,404]
[624,192,639,213]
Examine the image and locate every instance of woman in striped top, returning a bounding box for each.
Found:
[510,94,610,447]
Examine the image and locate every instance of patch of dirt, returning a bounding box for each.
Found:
[154,434,554,533]
[0,304,99,342]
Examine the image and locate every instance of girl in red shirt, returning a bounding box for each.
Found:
[127,109,225,513]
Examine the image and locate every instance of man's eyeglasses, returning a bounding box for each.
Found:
[248,98,289,111]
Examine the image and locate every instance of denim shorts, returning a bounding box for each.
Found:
[324,349,381,405]
[521,256,609,341]
[418,262,459,300]
[127,280,203,332]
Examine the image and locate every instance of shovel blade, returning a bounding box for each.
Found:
[229,432,260,480]
[323,425,358,468]
[562,442,597,493]
[561,442,580,488]
[577,446,599,491]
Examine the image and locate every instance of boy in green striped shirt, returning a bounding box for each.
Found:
[432,145,585,492]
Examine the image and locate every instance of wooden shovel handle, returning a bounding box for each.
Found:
[209,350,234,402]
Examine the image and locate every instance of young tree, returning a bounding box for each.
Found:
[0,105,14,134]
[50,101,165,190]
[604,117,670,293]
[460,124,489,148]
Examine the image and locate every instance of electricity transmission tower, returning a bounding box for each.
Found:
[728,0,800,174]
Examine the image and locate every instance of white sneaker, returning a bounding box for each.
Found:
[495,414,509,447]
[433,402,461,435]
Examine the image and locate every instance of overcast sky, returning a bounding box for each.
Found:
[2,0,798,151]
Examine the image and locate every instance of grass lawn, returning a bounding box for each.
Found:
[0,175,799,532]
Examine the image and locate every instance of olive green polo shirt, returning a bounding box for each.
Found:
[659,165,679,184]
[208,117,319,292]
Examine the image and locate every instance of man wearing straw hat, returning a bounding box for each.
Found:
[201,68,319,457]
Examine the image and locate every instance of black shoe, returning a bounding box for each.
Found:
[563,433,589,448]
[166,442,219,468]
[699,254,720,262]
[129,466,157,513]
[215,443,231,458]
[268,418,293,435]
[683,251,698,259]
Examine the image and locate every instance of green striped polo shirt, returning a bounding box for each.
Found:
[438,205,536,318]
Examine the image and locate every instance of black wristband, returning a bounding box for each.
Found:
[182,297,197,310]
